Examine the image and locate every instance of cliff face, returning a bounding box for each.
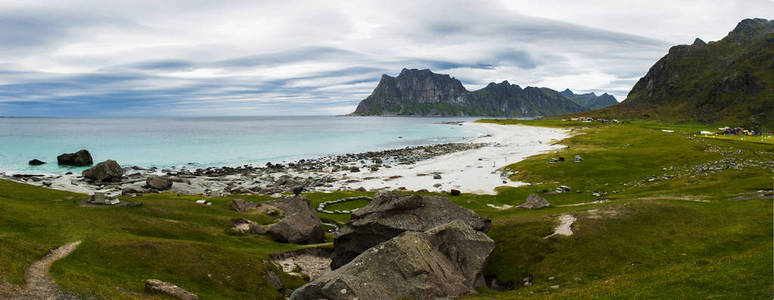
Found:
[352,69,594,117]
[597,18,774,129]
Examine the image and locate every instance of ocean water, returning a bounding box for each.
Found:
[0,116,483,175]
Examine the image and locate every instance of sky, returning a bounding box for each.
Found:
[0,0,770,116]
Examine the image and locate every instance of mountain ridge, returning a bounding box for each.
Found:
[351,68,616,117]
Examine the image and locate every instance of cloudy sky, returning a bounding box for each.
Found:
[0,0,770,116]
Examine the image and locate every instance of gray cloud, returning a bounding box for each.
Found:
[0,0,764,116]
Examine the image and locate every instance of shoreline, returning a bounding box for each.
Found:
[2,122,569,196]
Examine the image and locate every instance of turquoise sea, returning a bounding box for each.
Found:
[0,116,482,175]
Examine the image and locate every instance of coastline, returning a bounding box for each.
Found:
[2,122,569,196]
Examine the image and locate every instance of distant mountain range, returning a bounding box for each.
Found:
[350,68,617,117]
[588,18,774,129]
[560,89,618,110]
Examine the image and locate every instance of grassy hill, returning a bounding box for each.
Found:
[571,18,774,130]
[0,119,772,299]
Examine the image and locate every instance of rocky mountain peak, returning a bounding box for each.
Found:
[729,18,774,39]
[351,68,615,116]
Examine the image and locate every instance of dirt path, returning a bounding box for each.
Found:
[0,241,83,299]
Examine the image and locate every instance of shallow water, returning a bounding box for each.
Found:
[0,116,482,174]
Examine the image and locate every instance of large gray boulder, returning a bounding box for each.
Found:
[82,160,123,181]
[145,279,198,300]
[266,196,325,244]
[519,193,551,209]
[233,196,325,244]
[291,221,494,300]
[146,175,173,190]
[330,191,491,269]
[57,149,93,166]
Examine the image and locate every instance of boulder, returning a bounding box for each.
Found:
[291,221,494,300]
[231,218,252,233]
[28,159,45,166]
[57,149,93,166]
[145,279,198,300]
[82,160,124,181]
[146,175,172,190]
[232,198,260,213]
[233,197,325,244]
[121,185,148,196]
[519,194,551,209]
[266,196,325,244]
[330,192,490,269]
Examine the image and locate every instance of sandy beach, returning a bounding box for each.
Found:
[324,122,569,194]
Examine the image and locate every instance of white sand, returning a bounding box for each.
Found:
[330,122,569,195]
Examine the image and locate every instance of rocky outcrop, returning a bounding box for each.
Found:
[81,160,123,182]
[232,196,325,244]
[519,193,551,209]
[291,221,494,300]
[330,192,491,269]
[146,175,172,190]
[144,279,198,300]
[28,159,45,166]
[57,150,93,166]
[351,68,593,117]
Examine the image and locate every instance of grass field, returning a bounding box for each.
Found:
[0,119,771,299]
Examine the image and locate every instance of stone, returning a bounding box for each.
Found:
[292,221,494,300]
[235,196,324,244]
[145,279,198,300]
[519,194,551,209]
[82,160,124,181]
[267,196,325,244]
[556,185,571,193]
[330,192,491,269]
[146,175,172,190]
[231,198,259,213]
[28,159,45,166]
[574,155,583,162]
[433,174,442,179]
[450,189,461,196]
[349,166,360,173]
[57,149,93,166]
[122,185,147,195]
[231,218,252,233]
[292,186,304,196]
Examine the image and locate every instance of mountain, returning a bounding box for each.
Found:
[351,68,602,117]
[560,89,619,110]
[591,18,774,129]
